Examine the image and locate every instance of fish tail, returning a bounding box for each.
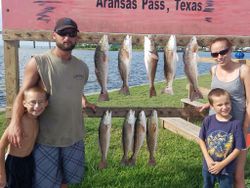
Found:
[189,85,203,101]
[128,155,136,166]
[119,86,130,95]
[120,155,129,166]
[148,156,156,166]
[161,87,174,95]
[98,92,109,101]
[98,160,108,170]
[149,86,157,97]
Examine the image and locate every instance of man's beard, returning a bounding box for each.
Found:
[56,41,76,51]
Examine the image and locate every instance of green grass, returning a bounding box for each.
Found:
[0,74,249,188]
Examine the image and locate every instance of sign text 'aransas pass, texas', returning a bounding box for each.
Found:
[2,0,250,36]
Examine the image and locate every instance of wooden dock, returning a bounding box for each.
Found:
[160,117,200,143]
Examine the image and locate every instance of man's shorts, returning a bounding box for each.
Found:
[32,140,85,188]
[5,153,34,188]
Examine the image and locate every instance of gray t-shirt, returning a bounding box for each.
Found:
[35,50,89,147]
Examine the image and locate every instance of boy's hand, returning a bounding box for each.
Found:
[208,161,224,174]
[206,158,215,169]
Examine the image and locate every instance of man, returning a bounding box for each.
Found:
[7,17,95,188]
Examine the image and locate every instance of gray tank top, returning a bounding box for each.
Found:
[35,50,89,147]
[210,65,246,124]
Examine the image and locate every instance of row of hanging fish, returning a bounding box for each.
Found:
[98,110,159,169]
[94,35,203,102]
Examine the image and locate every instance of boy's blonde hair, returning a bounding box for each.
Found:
[24,87,49,100]
[208,88,231,105]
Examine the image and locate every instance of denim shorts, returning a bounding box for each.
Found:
[32,140,85,188]
[202,169,233,188]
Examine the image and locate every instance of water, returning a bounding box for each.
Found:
[0,47,234,108]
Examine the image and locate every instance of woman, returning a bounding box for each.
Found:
[200,37,250,188]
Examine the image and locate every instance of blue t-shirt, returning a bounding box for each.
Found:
[199,114,246,175]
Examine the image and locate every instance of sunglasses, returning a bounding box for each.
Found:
[56,30,77,38]
[211,48,230,58]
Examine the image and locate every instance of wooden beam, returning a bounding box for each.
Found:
[3,29,250,47]
[83,106,203,118]
[4,40,19,118]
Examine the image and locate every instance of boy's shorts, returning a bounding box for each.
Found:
[32,140,85,188]
[5,153,34,188]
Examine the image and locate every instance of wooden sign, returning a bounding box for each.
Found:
[2,0,250,36]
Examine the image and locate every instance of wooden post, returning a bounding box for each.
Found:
[4,40,20,118]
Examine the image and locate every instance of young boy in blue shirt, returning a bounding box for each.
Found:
[199,88,246,188]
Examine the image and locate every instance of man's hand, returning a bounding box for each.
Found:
[7,121,23,148]
[82,95,96,112]
[85,102,96,112]
[0,172,7,188]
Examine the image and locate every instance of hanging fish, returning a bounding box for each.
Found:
[118,35,132,95]
[98,110,112,169]
[183,36,203,101]
[94,35,109,101]
[146,110,158,166]
[144,35,158,97]
[162,35,178,95]
[129,110,147,166]
[121,109,136,166]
